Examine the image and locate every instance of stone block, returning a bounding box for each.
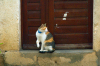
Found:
[4,50,98,66]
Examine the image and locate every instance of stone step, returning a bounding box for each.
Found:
[4,50,98,66]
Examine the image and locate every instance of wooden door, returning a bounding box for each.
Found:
[21,0,93,49]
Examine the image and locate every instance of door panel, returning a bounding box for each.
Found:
[54,9,88,17]
[54,17,88,26]
[28,27,38,35]
[22,0,45,49]
[49,0,92,49]
[22,0,93,49]
[27,3,40,11]
[54,1,88,9]
[55,26,88,34]
[55,34,89,44]
[28,11,41,19]
[28,19,41,27]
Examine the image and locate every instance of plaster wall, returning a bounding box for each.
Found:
[0,0,100,66]
[0,0,20,51]
[93,0,100,51]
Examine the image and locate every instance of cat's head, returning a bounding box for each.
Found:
[38,23,48,32]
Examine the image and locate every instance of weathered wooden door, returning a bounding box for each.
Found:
[21,0,93,49]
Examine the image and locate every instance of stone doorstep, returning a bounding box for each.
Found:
[4,49,98,66]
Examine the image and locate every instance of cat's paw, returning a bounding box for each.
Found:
[39,50,46,53]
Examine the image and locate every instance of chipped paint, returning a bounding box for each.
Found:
[63,18,66,20]
[62,12,69,20]
[63,12,69,17]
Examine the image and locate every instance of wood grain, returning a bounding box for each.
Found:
[27,0,40,3]
[55,38,89,44]
[27,3,40,11]
[54,1,88,9]
[55,9,88,17]
[54,34,88,39]
[28,27,38,35]
[28,11,40,19]
[54,34,89,44]
[23,44,92,50]
[55,26,88,34]
[48,0,54,35]
[23,0,28,44]
[54,17,88,26]
[28,19,41,27]
[28,35,37,44]
[55,0,87,1]
[55,44,92,49]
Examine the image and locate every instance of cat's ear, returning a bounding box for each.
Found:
[39,24,44,29]
[40,24,44,27]
[44,23,46,27]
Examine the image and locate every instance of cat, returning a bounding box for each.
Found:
[36,23,55,53]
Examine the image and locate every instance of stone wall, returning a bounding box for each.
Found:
[0,0,100,66]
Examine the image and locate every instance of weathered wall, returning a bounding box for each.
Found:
[0,0,20,51]
[93,0,100,65]
[93,0,100,52]
[0,0,100,66]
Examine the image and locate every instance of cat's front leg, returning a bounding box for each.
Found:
[36,40,40,48]
[39,43,48,53]
[40,42,44,51]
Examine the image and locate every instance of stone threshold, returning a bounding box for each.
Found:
[19,49,94,53]
[4,49,97,66]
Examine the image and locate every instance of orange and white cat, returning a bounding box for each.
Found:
[36,24,55,53]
